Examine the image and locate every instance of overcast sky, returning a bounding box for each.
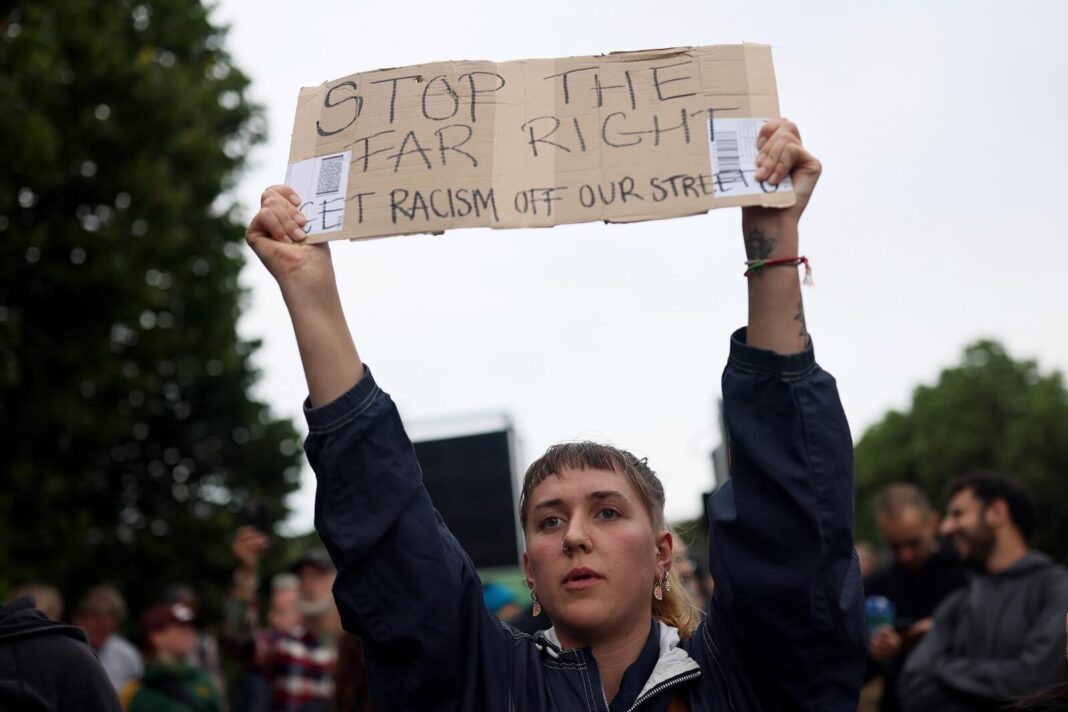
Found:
[213,0,1068,533]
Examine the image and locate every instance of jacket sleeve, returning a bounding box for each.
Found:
[705,328,866,709]
[896,592,976,711]
[903,572,1068,703]
[303,368,513,711]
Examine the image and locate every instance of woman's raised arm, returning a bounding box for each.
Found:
[245,184,363,407]
[695,120,866,708]
[741,118,821,354]
[245,185,518,711]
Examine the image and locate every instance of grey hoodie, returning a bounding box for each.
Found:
[0,596,121,712]
[898,551,1068,711]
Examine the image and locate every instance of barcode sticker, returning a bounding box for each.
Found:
[708,118,793,197]
[284,152,352,235]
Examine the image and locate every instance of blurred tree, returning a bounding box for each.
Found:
[854,340,1068,564]
[0,0,303,624]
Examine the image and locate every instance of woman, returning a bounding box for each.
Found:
[246,119,865,710]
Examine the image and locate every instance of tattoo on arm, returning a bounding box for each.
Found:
[793,298,813,348]
[744,227,777,260]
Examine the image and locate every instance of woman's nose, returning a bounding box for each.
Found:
[562,522,591,553]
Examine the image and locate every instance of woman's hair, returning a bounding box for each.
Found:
[520,442,702,639]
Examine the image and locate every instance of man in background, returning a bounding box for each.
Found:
[899,472,1068,711]
[864,483,966,712]
[73,585,144,693]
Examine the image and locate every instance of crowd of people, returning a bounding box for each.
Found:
[0,530,377,712]
[858,475,1068,711]
[3,118,1066,711]
[4,471,1066,712]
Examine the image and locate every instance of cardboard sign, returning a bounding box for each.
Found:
[286,44,794,242]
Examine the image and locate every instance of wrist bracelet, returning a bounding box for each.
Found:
[744,255,814,285]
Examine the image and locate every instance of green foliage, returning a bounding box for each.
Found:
[854,340,1068,563]
[0,1,303,625]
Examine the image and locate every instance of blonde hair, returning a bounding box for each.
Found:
[520,442,702,639]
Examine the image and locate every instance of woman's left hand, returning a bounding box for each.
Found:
[745,118,821,228]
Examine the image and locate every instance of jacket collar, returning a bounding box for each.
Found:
[533,622,702,701]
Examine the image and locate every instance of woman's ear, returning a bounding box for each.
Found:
[655,529,674,571]
[522,551,534,587]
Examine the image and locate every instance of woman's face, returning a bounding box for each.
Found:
[522,467,672,647]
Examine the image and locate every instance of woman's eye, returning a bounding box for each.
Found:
[598,508,620,520]
[541,515,562,529]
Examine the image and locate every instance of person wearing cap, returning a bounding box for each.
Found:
[120,601,220,712]
[162,584,228,710]
[289,547,342,634]
[224,527,340,711]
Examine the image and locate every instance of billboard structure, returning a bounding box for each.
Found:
[412,414,521,569]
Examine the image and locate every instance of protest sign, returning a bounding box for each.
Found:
[285,44,794,242]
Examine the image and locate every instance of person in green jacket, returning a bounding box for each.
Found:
[121,601,220,712]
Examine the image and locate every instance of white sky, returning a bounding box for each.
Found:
[212,0,1068,533]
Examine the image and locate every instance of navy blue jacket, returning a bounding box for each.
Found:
[304,329,865,711]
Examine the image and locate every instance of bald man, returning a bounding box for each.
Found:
[864,483,966,712]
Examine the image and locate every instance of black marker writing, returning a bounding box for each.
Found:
[317,81,362,137]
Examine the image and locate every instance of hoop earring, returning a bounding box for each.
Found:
[531,591,542,617]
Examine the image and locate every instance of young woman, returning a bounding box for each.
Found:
[246,119,865,711]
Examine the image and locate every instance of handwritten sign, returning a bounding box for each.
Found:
[286,44,794,242]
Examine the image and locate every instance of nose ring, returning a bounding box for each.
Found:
[561,537,590,553]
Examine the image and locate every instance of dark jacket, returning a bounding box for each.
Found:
[863,542,968,712]
[305,329,866,711]
[898,551,1068,711]
[0,596,122,712]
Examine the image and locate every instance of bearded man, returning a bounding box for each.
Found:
[898,472,1068,711]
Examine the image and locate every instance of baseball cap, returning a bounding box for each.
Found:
[141,602,197,632]
[290,547,336,573]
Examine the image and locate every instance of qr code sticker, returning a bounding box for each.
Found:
[316,155,345,195]
[284,151,352,236]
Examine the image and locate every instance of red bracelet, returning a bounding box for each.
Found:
[744,255,814,285]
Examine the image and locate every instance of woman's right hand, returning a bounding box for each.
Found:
[247,185,364,407]
[245,185,334,293]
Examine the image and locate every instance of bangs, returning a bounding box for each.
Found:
[520,442,664,529]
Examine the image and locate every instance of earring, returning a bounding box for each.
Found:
[653,572,669,601]
[531,591,542,616]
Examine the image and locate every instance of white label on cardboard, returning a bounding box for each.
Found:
[708,118,793,197]
[284,151,352,235]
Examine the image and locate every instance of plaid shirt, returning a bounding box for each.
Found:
[223,597,336,712]
[255,627,336,712]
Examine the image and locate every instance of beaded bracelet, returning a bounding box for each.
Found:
[744,255,814,285]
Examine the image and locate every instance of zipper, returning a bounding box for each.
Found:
[625,669,702,712]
